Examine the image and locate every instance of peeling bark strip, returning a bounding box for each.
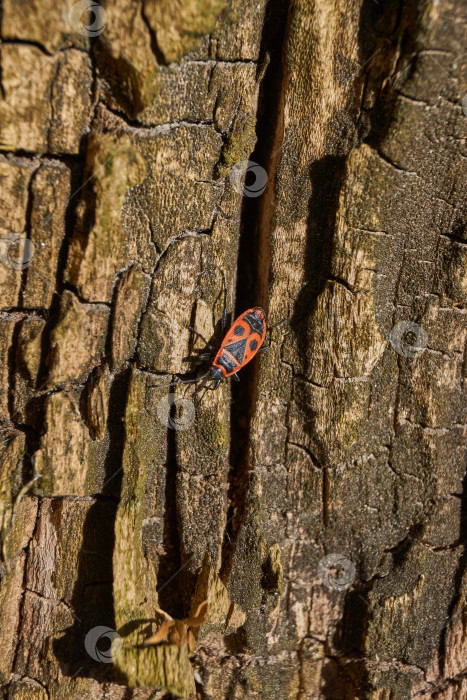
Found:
[0,0,465,698]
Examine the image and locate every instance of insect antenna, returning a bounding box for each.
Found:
[221,269,228,331]
[268,317,288,331]
[213,268,228,332]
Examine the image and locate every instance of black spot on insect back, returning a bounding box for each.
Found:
[249,339,258,351]
[233,325,245,336]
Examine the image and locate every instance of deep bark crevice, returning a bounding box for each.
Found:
[156,405,185,619]
[439,466,467,675]
[11,496,43,676]
[23,148,89,481]
[141,1,168,66]
[7,165,38,432]
[221,0,290,580]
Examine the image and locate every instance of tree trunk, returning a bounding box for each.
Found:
[0,0,465,698]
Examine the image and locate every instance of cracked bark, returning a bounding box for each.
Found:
[0,0,466,699]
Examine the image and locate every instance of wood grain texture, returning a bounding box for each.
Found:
[0,0,465,698]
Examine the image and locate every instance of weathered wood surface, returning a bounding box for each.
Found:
[0,0,465,698]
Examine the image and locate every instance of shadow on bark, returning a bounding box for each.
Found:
[288,0,425,695]
[52,368,130,682]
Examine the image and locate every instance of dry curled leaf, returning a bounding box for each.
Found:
[143,600,208,652]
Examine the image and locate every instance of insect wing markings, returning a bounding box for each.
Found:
[223,338,248,363]
[242,308,266,364]
[212,308,266,377]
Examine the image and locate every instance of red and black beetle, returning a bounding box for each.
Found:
[159,307,269,394]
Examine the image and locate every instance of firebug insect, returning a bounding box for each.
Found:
[157,307,269,396]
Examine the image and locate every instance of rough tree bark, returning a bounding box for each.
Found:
[0,0,465,698]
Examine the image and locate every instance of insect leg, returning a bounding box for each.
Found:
[197,387,208,402]
[262,318,288,349]
[204,379,221,391]
[232,373,240,382]
[186,326,214,350]
[183,352,213,362]
[195,376,216,401]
